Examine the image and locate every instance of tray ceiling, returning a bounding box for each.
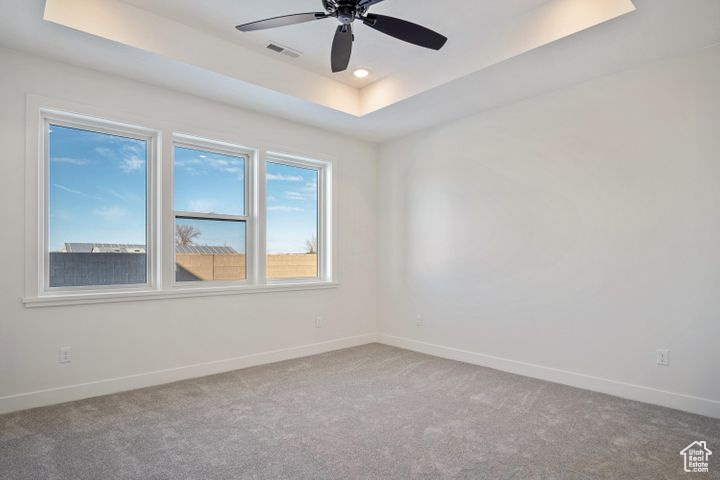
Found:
[119,0,551,88]
[42,0,636,116]
[1,0,718,141]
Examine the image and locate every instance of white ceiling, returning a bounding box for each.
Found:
[0,0,718,142]
[38,0,637,116]
[120,0,550,88]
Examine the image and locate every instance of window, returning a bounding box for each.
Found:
[173,140,250,283]
[266,158,323,280]
[45,119,151,289]
[28,102,334,306]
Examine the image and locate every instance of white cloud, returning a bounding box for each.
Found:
[50,157,89,166]
[210,158,243,174]
[301,180,317,193]
[93,206,129,219]
[95,145,145,173]
[53,184,103,201]
[188,199,215,213]
[102,188,127,201]
[281,181,318,202]
[122,143,143,156]
[267,206,303,212]
[95,147,112,158]
[177,153,244,176]
[267,173,303,182]
[120,156,145,173]
[100,188,142,203]
[285,191,306,201]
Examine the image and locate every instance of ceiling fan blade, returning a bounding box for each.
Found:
[331,24,353,73]
[236,12,328,32]
[358,0,386,8]
[362,14,447,50]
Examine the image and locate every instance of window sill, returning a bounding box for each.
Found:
[22,282,339,308]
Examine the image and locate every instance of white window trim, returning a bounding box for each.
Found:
[170,134,256,288]
[23,96,337,308]
[21,282,340,308]
[36,108,160,296]
[264,152,333,284]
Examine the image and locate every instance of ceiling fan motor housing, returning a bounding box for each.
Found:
[336,5,357,25]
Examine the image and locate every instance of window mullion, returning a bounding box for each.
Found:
[246,147,258,286]
[256,151,267,286]
[161,129,175,291]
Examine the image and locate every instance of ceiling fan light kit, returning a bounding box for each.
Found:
[236,0,448,73]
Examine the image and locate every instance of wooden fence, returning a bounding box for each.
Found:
[175,254,317,281]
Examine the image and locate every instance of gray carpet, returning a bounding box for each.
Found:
[1,344,718,479]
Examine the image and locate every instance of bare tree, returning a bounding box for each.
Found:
[305,235,317,254]
[176,224,201,247]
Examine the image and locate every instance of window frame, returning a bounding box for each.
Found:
[264,152,332,285]
[39,109,158,295]
[170,135,255,288]
[23,98,336,308]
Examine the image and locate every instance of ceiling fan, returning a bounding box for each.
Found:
[235,0,448,73]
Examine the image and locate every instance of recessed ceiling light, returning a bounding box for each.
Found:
[353,68,370,79]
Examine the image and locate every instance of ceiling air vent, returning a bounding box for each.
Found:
[266,42,302,59]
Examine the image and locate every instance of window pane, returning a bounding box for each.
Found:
[174,146,245,216]
[175,217,246,282]
[266,162,318,279]
[48,124,147,287]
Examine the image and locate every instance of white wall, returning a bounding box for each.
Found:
[378,47,720,417]
[3,44,719,418]
[0,47,378,413]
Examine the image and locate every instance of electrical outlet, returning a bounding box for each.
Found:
[59,346,72,364]
[416,314,424,326]
[656,349,670,366]
[315,316,323,329]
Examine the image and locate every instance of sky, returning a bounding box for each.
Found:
[265,161,318,254]
[48,125,147,251]
[48,125,318,254]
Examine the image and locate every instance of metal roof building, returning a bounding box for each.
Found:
[63,243,239,254]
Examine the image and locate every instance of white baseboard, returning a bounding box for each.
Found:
[0,333,378,415]
[378,334,720,419]
[5,333,718,419]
